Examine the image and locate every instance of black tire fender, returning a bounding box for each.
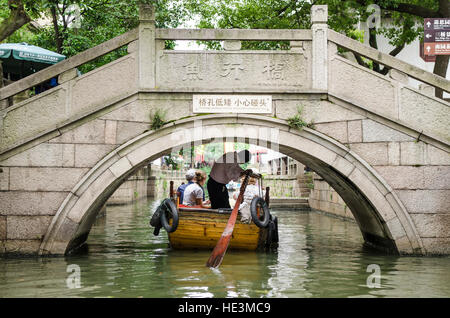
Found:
[150,205,162,236]
[265,215,279,248]
[271,216,279,244]
[159,198,179,233]
[250,196,270,228]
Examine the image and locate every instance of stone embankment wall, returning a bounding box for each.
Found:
[106,168,311,205]
[308,173,355,220]
[107,166,150,205]
[107,167,185,204]
[263,174,311,198]
[149,171,312,200]
[147,169,186,199]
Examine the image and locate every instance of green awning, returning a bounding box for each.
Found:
[0,42,65,80]
[0,42,65,64]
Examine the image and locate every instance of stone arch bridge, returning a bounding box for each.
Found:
[0,5,449,256]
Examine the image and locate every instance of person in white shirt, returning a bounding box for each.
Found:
[183,170,211,208]
[233,172,263,223]
[207,150,252,209]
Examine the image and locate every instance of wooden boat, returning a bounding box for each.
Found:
[150,181,278,251]
[169,206,269,250]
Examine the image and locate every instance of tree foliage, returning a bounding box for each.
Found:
[1,0,448,96]
[183,0,448,81]
[1,0,189,72]
[183,0,431,49]
[0,0,41,42]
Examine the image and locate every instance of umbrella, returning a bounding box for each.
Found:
[0,42,65,80]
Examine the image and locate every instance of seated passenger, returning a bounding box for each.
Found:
[183,170,211,208]
[177,169,196,204]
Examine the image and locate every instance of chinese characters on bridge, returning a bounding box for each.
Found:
[157,50,309,90]
[182,59,287,82]
[193,95,272,114]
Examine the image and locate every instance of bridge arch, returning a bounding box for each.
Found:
[39,114,424,256]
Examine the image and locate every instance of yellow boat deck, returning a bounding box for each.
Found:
[168,209,268,250]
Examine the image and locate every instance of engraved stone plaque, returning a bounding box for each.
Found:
[193,95,272,114]
[156,49,311,91]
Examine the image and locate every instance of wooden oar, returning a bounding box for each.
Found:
[206,170,252,268]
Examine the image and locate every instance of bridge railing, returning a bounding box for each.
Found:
[0,27,314,108]
[1,4,448,108]
[328,30,450,95]
[155,28,312,41]
[0,28,139,107]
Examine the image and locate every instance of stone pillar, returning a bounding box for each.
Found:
[138,4,156,89]
[0,97,8,110]
[223,40,241,51]
[388,69,409,85]
[311,5,328,91]
[58,68,78,84]
[419,84,435,96]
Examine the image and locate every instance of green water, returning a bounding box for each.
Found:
[1,198,449,298]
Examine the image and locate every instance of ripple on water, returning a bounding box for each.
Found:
[1,199,449,298]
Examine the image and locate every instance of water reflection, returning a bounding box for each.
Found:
[0,198,449,298]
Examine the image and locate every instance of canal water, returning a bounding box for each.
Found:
[1,198,449,298]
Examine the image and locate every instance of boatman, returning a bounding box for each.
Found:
[207,150,252,209]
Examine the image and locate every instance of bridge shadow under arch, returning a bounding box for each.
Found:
[39,114,424,256]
